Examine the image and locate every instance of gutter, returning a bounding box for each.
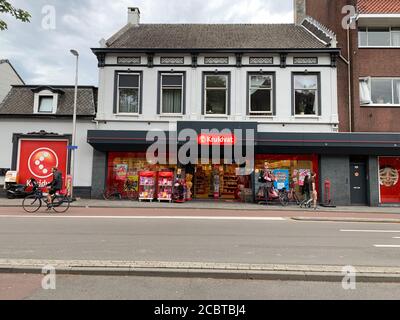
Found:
[91,48,342,54]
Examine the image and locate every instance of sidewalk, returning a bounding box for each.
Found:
[1,197,399,223]
[1,197,399,214]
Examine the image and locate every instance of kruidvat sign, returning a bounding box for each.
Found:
[17,139,68,187]
[198,133,236,145]
[146,122,256,171]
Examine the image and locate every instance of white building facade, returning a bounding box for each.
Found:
[87,7,354,203]
[0,85,96,197]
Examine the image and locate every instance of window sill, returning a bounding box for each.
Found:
[204,115,229,118]
[361,104,400,107]
[159,114,184,118]
[293,115,321,119]
[248,115,275,119]
[115,113,140,117]
[359,46,400,49]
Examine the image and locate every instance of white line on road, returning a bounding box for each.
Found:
[374,245,400,248]
[340,229,400,233]
[0,215,287,221]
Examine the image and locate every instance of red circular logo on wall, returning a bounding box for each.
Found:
[28,148,59,179]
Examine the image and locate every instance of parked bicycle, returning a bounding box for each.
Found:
[257,186,289,206]
[103,179,137,201]
[281,187,301,205]
[22,187,70,213]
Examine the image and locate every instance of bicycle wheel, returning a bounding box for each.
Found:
[279,193,289,207]
[22,195,42,213]
[103,190,121,201]
[52,196,70,213]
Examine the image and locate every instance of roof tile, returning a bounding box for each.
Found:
[0,86,97,116]
[358,0,400,14]
[106,24,327,49]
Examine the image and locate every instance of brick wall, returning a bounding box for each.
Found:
[305,0,356,132]
[354,48,400,132]
[305,0,400,133]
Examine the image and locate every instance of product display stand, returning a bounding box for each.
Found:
[138,171,156,202]
[157,171,174,203]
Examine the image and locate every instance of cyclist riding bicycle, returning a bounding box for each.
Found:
[46,167,63,209]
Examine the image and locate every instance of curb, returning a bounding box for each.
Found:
[1,203,400,216]
[1,260,400,283]
[292,217,400,224]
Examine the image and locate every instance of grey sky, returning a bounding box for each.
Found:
[0,0,293,86]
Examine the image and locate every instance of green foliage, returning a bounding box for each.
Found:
[0,0,31,30]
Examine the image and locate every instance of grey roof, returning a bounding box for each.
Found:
[105,23,328,49]
[0,59,25,84]
[301,17,336,46]
[0,85,97,116]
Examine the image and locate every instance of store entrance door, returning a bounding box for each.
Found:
[350,162,367,205]
[193,164,248,201]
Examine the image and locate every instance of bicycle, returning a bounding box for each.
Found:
[22,187,71,213]
[281,187,301,205]
[257,186,289,207]
[103,179,137,201]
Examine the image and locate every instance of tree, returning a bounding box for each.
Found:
[0,0,31,30]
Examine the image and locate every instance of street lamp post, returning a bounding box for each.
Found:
[70,49,79,200]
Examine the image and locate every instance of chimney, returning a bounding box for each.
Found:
[294,0,306,25]
[128,7,140,26]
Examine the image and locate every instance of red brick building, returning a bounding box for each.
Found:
[295,0,400,133]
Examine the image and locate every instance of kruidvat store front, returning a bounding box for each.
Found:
[87,123,400,207]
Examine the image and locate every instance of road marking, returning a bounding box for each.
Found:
[393,237,400,239]
[0,215,286,221]
[374,245,400,248]
[341,229,400,233]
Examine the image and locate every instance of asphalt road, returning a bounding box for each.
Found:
[0,213,400,267]
[1,274,400,300]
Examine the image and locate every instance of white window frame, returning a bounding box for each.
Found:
[248,74,273,115]
[358,27,400,48]
[117,73,141,115]
[204,74,229,116]
[362,77,400,107]
[160,73,184,116]
[33,91,58,114]
[293,74,320,117]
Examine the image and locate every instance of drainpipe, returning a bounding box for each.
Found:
[346,26,352,133]
[92,120,100,129]
[339,17,357,133]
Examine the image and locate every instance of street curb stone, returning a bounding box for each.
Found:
[1,259,400,283]
[291,217,400,224]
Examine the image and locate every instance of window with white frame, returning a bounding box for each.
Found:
[38,96,54,113]
[358,27,400,47]
[248,74,273,115]
[204,74,229,115]
[293,74,319,116]
[360,78,400,105]
[160,74,184,114]
[117,73,140,114]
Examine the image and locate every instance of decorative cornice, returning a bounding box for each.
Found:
[280,53,287,68]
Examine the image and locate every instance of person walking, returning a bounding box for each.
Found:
[310,172,318,210]
[301,175,311,207]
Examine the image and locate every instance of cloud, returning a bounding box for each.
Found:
[0,0,293,86]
